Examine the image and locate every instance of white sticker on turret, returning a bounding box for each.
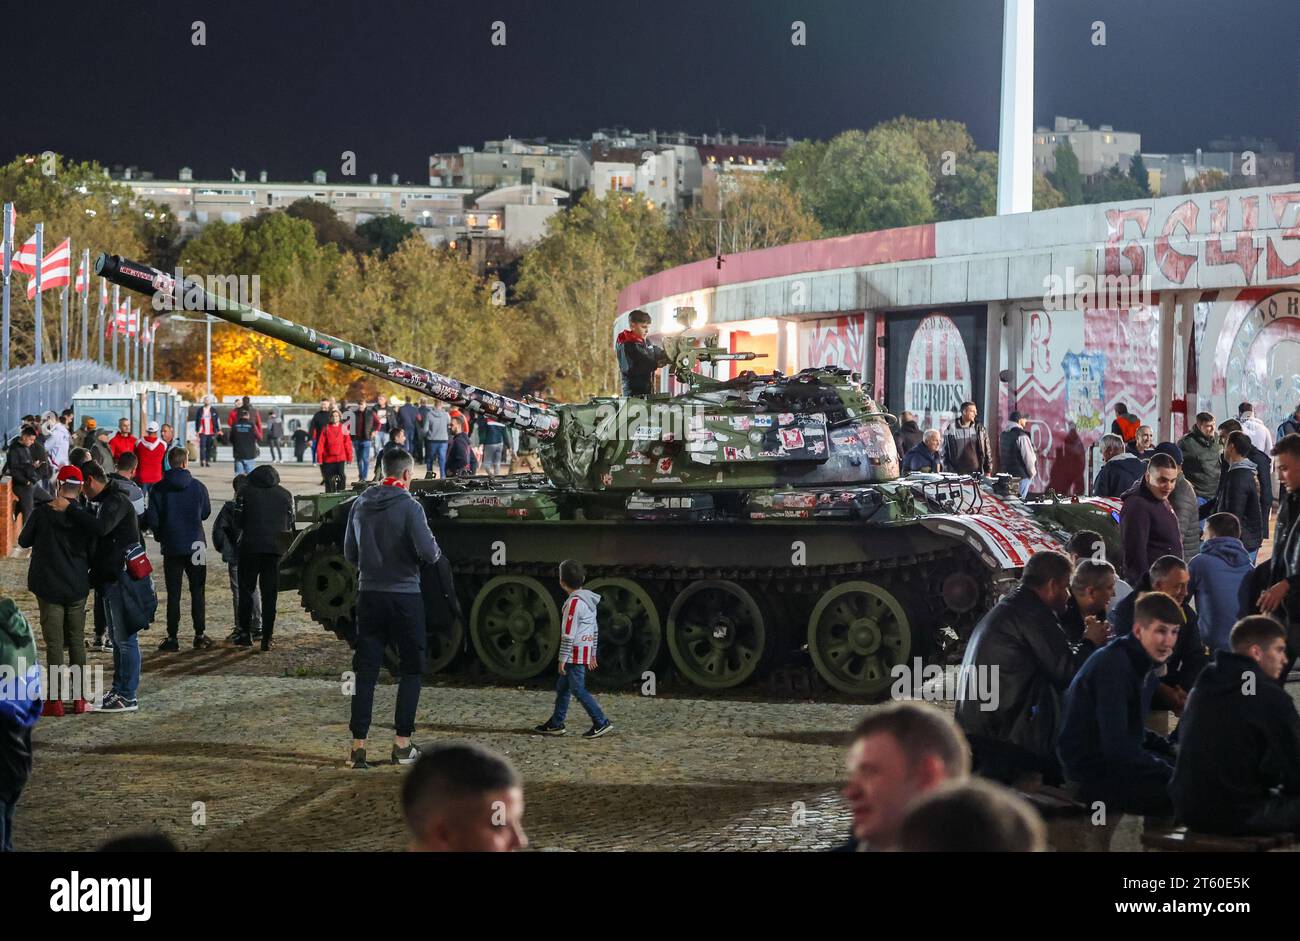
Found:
[780,429,805,450]
[729,416,752,431]
[632,426,662,440]
[752,415,773,426]
[657,457,673,474]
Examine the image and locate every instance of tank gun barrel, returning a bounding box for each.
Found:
[95,254,559,440]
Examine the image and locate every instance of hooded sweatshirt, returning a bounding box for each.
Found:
[0,599,40,802]
[1170,652,1300,834]
[1204,458,1264,552]
[143,467,211,557]
[134,434,167,485]
[1187,536,1254,652]
[343,482,440,593]
[559,589,601,665]
[235,464,294,554]
[18,500,94,603]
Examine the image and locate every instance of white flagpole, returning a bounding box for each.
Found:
[2,203,12,414]
[96,277,106,364]
[111,285,120,372]
[80,248,90,359]
[33,223,43,365]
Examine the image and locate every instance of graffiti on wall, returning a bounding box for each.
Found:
[1208,289,1300,431]
[1105,189,1300,284]
[798,315,868,376]
[903,314,972,430]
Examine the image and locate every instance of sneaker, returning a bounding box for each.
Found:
[231,634,253,648]
[157,637,180,652]
[97,695,138,713]
[347,748,369,769]
[225,630,241,642]
[534,722,566,736]
[392,743,422,765]
[193,635,214,649]
[583,721,613,739]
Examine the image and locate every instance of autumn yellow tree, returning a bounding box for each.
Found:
[671,174,821,263]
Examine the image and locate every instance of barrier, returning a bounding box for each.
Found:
[0,360,125,441]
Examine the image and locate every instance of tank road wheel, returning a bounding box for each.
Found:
[469,576,560,681]
[299,548,358,641]
[666,580,767,690]
[585,577,662,688]
[806,581,912,698]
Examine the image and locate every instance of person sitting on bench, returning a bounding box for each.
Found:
[1058,591,1183,815]
[1170,616,1300,836]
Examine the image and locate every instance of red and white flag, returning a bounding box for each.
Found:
[107,304,134,336]
[75,257,88,294]
[11,233,38,276]
[26,237,72,299]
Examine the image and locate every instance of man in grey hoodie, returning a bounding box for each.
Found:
[343,448,441,769]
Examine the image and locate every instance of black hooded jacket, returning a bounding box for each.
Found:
[955,586,1097,761]
[1201,459,1265,552]
[18,502,93,603]
[69,477,142,588]
[234,464,294,554]
[1170,652,1300,834]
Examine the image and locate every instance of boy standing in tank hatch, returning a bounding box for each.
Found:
[535,560,613,738]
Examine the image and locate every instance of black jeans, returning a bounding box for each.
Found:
[163,554,207,639]
[321,462,346,492]
[237,550,280,640]
[1077,762,1174,816]
[268,436,283,461]
[969,736,1064,787]
[349,591,425,740]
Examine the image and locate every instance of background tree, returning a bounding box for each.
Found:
[934,150,998,221]
[1128,153,1151,197]
[1084,164,1147,204]
[285,198,369,253]
[1048,141,1084,206]
[1033,173,1066,210]
[671,174,821,263]
[356,214,417,258]
[1184,169,1229,193]
[802,128,933,235]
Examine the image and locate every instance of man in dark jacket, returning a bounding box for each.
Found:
[66,462,144,712]
[894,411,925,456]
[4,426,40,527]
[1219,419,1274,526]
[1058,591,1184,815]
[616,309,668,397]
[1188,513,1254,653]
[998,411,1037,498]
[1110,555,1209,714]
[398,399,422,462]
[943,402,992,475]
[1200,430,1265,558]
[956,550,1108,786]
[231,465,293,650]
[212,475,261,641]
[344,448,440,769]
[18,465,94,714]
[144,449,212,652]
[229,401,262,477]
[1260,433,1300,672]
[1178,412,1222,500]
[1058,559,1119,645]
[1278,405,1300,445]
[1093,434,1146,498]
[1153,442,1201,561]
[1125,424,1156,459]
[1119,452,1183,584]
[444,419,475,477]
[901,429,944,473]
[1171,616,1300,834]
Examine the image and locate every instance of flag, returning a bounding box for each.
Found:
[26,237,71,299]
[106,304,133,336]
[75,256,87,294]
[11,233,37,275]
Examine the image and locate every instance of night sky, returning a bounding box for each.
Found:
[8,0,1297,182]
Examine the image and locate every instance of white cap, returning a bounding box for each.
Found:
[147,421,159,433]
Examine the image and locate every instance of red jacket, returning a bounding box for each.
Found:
[109,432,137,460]
[315,424,354,464]
[134,435,167,485]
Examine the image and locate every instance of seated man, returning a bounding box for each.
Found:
[615,309,668,396]
[956,550,1107,787]
[1058,592,1183,816]
[1065,529,1132,612]
[898,779,1047,852]
[1170,616,1300,835]
[837,702,970,851]
[1111,555,1209,714]
[1059,559,1118,645]
[401,742,528,852]
[901,429,944,473]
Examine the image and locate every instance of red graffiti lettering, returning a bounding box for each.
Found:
[1105,208,1150,277]
[1268,193,1300,280]
[1154,200,1198,284]
[1205,195,1260,283]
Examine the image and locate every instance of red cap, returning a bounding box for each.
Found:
[56,465,84,485]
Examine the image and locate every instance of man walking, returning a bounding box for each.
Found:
[232,465,294,650]
[943,402,992,476]
[144,448,212,651]
[343,448,440,769]
[5,425,40,528]
[195,396,220,467]
[228,400,262,477]
[351,399,378,482]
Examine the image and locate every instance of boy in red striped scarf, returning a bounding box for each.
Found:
[535,560,612,738]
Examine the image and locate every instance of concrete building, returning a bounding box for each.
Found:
[428,137,574,192]
[1143,149,1294,196]
[617,180,1300,497]
[1033,116,1141,177]
[473,183,567,249]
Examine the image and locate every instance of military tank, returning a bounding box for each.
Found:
[97,253,1118,698]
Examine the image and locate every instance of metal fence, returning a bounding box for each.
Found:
[0,360,125,442]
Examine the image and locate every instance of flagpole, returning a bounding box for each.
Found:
[61,285,69,392]
[2,203,12,427]
[80,248,90,359]
[111,284,119,372]
[96,278,106,364]
[33,223,43,366]
[128,301,135,381]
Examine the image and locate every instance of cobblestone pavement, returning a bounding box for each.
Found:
[5,461,1290,852]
